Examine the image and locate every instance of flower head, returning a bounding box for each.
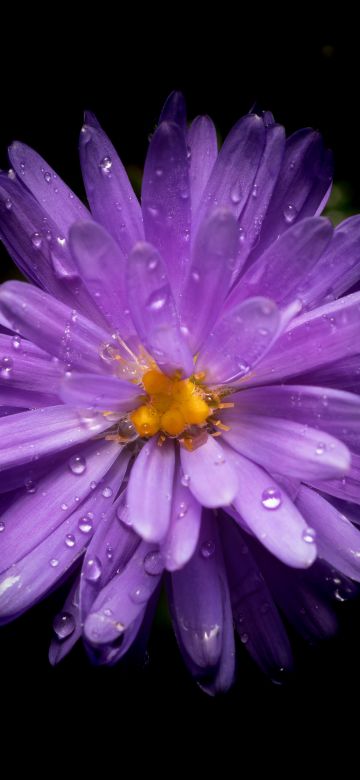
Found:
[1,92,360,692]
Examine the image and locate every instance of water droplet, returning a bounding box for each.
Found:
[44,172,52,184]
[315,442,326,455]
[191,270,200,282]
[201,540,215,558]
[53,611,75,640]
[261,487,282,510]
[65,533,76,548]
[177,501,188,519]
[302,527,317,543]
[230,182,242,204]
[129,586,150,604]
[5,197,12,210]
[84,557,102,582]
[99,156,112,176]
[116,418,138,441]
[117,503,132,526]
[78,516,93,534]
[214,452,226,466]
[31,232,42,249]
[146,287,168,311]
[0,522,5,532]
[334,588,346,603]
[283,203,298,223]
[143,550,164,576]
[240,632,249,644]
[102,486,113,498]
[106,543,113,560]
[155,167,163,177]
[11,335,21,350]
[147,205,159,218]
[1,356,13,377]
[252,184,258,198]
[236,358,250,375]
[181,473,191,487]
[68,454,86,475]
[61,503,68,511]
[238,226,246,242]
[90,481,97,491]
[24,478,36,494]
[147,257,158,271]
[49,558,59,568]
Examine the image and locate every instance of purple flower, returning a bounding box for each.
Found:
[1,91,360,693]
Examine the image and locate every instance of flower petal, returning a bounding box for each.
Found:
[59,372,142,411]
[223,415,350,480]
[159,91,187,128]
[220,518,293,675]
[197,297,282,383]
[187,115,218,217]
[0,281,109,372]
[0,332,61,406]
[180,436,239,508]
[79,117,143,254]
[49,578,82,665]
[141,121,191,296]
[161,459,202,571]
[0,405,111,473]
[69,221,135,338]
[296,485,360,581]
[126,438,175,542]
[225,447,317,567]
[178,209,239,353]
[126,241,194,375]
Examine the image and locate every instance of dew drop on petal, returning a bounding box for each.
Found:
[106,543,113,560]
[84,557,102,582]
[68,454,87,475]
[78,516,93,534]
[181,473,191,488]
[283,203,298,223]
[302,527,317,544]
[90,481,97,491]
[230,182,242,204]
[1,356,13,377]
[143,550,164,576]
[12,335,21,350]
[129,586,150,604]
[99,156,112,176]
[65,533,76,548]
[24,478,37,494]
[53,611,76,640]
[240,632,249,644]
[201,540,215,558]
[315,442,326,455]
[49,558,59,568]
[146,287,168,311]
[31,232,42,249]
[4,197,12,210]
[102,486,113,498]
[0,522,5,533]
[44,172,52,184]
[261,487,282,510]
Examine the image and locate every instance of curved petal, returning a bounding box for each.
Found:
[69,221,135,338]
[253,292,360,384]
[79,118,143,254]
[159,91,187,128]
[197,297,282,383]
[8,141,90,233]
[180,436,239,508]
[178,209,239,353]
[160,458,202,571]
[141,121,191,296]
[187,115,218,217]
[310,452,360,505]
[126,242,194,375]
[0,281,109,373]
[49,578,82,665]
[0,332,62,405]
[223,415,351,480]
[59,372,142,411]
[126,438,175,542]
[225,447,317,567]
[296,485,360,581]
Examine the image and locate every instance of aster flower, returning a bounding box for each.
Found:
[1,91,360,693]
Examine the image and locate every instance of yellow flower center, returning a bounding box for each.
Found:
[130,369,212,438]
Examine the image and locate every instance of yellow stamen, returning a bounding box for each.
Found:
[130,404,160,437]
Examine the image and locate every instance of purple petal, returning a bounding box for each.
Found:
[223,414,350,480]
[168,510,229,671]
[0,332,62,406]
[194,114,266,230]
[84,539,162,645]
[79,118,143,254]
[69,221,136,338]
[226,216,333,310]
[0,405,111,472]
[49,578,82,665]
[310,452,360,505]
[248,128,333,263]
[178,209,239,353]
[197,297,282,383]
[296,485,360,580]
[59,372,142,411]
[225,446,317,567]
[8,141,90,233]
[180,436,239,508]
[0,281,110,372]
[253,292,360,384]
[141,122,191,296]
[295,354,360,394]
[187,115,218,217]
[160,458,202,571]
[126,241,194,375]
[220,518,293,675]
[126,438,175,541]
[159,91,187,128]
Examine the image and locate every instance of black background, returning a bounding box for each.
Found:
[1,18,360,746]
